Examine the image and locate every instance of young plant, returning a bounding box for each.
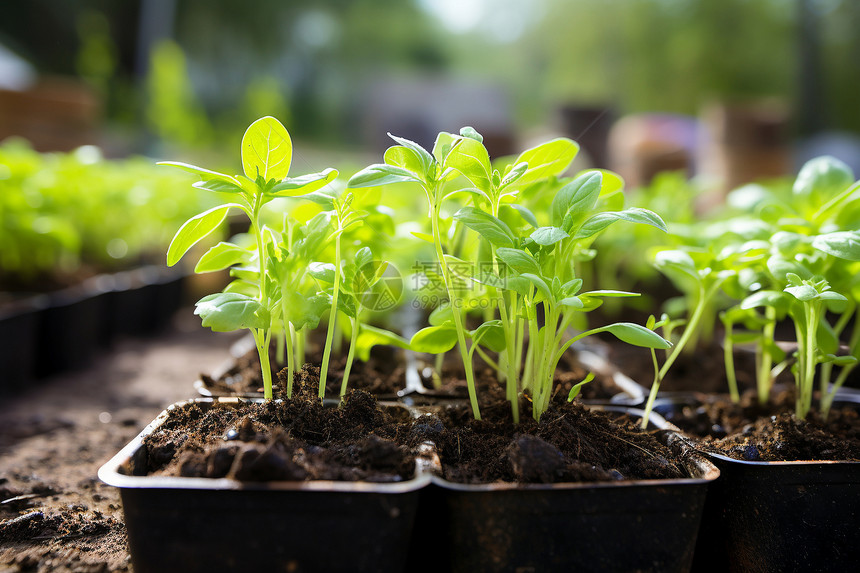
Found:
[347,130,488,418]
[161,116,337,400]
[310,244,408,398]
[457,166,672,421]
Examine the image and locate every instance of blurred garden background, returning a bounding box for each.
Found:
[1,0,858,186]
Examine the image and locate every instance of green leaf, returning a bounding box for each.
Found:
[432,131,459,164]
[383,145,426,178]
[410,324,458,353]
[269,168,338,197]
[784,283,818,301]
[573,208,667,240]
[514,138,579,185]
[447,137,493,194]
[355,325,410,362]
[429,304,454,326]
[453,206,515,248]
[195,242,251,273]
[387,133,434,177]
[337,292,357,318]
[167,204,236,266]
[500,162,528,188]
[567,372,595,402]
[241,116,292,181]
[192,179,245,195]
[223,279,258,297]
[530,226,569,246]
[600,323,671,349]
[812,232,860,261]
[308,262,336,284]
[510,204,538,228]
[580,290,641,298]
[495,247,541,275]
[559,296,584,309]
[520,273,552,302]
[793,155,854,198]
[654,250,699,282]
[767,256,813,282]
[410,231,435,244]
[283,291,330,331]
[562,278,583,295]
[157,161,242,190]
[551,171,602,228]
[355,246,374,270]
[194,292,270,332]
[470,320,505,353]
[348,164,421,188]
[460,126,483,142]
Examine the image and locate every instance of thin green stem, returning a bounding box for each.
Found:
[340,313,361,399]
[757,307,776,406]
[319,225,342,399]
[723,320,740,403]
[431,196,481,419]
[640,347,662,429]
[253,328,274,400]
[285,323,295,398]
[658,281,721,380]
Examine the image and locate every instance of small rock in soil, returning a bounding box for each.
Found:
[506,435,566,483]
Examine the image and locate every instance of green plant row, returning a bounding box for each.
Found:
[606,159,860,426]
[166,117,672,418]
[0,139,219,286]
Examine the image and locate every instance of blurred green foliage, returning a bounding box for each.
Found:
[0,140,219,286]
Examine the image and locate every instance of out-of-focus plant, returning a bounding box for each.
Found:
[0,139,216,287]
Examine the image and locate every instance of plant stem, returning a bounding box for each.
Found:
[253,328,274,400]
[285,323,295,398]
[723,321,740,403]
[757,306,776,406]
[249,197,273,399]
[340,313,361,399]
[319,224,342,399]
[431,197,481,419]
[432,352,444,389]
[640,348,662,429]
[658,284,708,380]
[488,238,520,424]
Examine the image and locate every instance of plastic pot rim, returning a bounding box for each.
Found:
[98,396,432,494]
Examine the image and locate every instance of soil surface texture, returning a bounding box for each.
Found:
[134,386,416,482]
[0,312,243,572]
[415,382,689,484]
[200,339,407,398]
[660,388,860,462]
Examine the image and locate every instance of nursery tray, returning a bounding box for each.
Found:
[99,397,431,573]
[652,393,860,573]
[409,406,719,573]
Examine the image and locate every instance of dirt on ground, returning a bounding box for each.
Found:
[0,311,243,572]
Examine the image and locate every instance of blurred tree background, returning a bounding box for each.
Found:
[0,0,858,154]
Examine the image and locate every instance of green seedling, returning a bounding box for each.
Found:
[310,245,408,398]
[161,116,337,400]
[348,129,489,418]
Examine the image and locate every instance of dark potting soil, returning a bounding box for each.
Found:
[414,350,626,402]
[200,343,406,398]
[663,388,860,462]
[417,392,689,484]
[132,384,417,482]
